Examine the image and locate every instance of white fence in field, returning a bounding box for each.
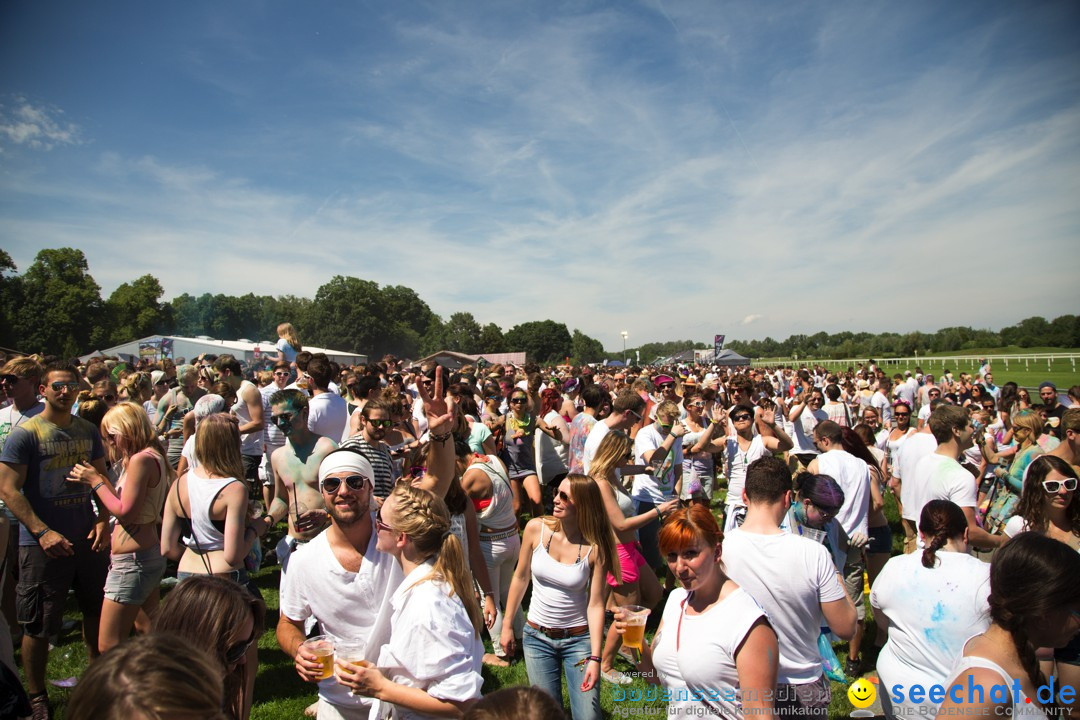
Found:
[753,353,1080,374]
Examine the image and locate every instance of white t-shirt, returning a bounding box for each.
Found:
[896,433,939,521]
[260,383,287,449]
[816,449,870,538]
[917,404,932,425]
[279,524,403,711]
[374,562,484,720]
[871,552,990,717]
[307,391,348,442]
[632,423,683,503]
[180,435,199,471]
[791,407,826,455]
[724,435,767,508]
[0,401,44,452]
[722,529,846,684]
[871,391,893,425]
[581,420,612,475]
[651,587,767,718]
[907,453,978,546]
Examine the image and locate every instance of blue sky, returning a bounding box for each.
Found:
[2,1,1078,350]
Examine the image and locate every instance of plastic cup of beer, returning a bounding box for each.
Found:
[335,641,372,696]
[301,635,336,681]
[620,605,650,651]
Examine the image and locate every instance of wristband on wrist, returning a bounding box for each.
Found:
[430,431,452,444]
[33,527,51,540]
[655,507,663,523]
[91,481,106,494]
[587,656,601,664]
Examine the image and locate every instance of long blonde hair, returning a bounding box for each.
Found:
[548,474,621,585]
[277,322,302,352]
[101,402,175,484]
[589,430,633,492]
[389,483,483,636]
[194,413,245,481]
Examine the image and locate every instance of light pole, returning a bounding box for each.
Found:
[621,331,628,365]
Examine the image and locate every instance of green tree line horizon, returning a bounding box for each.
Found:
[2,248,1078,364]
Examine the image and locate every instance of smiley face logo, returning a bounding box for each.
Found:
[847,678,876,709]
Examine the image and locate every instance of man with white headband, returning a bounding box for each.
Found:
[277,368,458,720]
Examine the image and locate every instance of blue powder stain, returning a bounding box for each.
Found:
[924,627,952,653]
[930,602,947,622]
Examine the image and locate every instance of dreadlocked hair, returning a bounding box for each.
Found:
[987,532,1080,707]
[388,483,483,636]
[918,500,967,569]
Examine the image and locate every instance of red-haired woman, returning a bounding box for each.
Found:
[535,388,570,494]
[616,505,778,718]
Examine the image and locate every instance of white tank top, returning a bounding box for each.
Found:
[946,649,1048,718]
[183,471,240,552]
[473,457,516,531]
[527,522,592,628]
[232,380,263,455]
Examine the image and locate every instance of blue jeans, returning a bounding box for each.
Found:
[522,623,600,720]
[635,500,662,569]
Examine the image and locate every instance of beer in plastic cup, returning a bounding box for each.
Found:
[335,642,370,679]
[621,605,650,650]
[301,635,336,680]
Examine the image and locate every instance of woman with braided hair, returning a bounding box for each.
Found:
[870,500,991,719]
[939,532,1080,718]
[337,482,484,719]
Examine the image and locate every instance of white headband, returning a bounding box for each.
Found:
[318,450,374,486]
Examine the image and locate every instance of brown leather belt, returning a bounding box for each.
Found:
[527,620,589,639]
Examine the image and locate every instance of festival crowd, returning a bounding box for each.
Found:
[0,325,1078,720]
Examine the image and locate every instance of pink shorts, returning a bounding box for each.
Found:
[607,541,647,587]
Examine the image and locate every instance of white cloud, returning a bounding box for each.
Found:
[742,315,762,326]
[0,97,81,151]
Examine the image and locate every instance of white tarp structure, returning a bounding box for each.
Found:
[80,335,367,367]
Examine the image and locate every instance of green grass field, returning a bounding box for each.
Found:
[21,489,906,720]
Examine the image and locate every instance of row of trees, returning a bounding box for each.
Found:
[724,316,1080,360]
[0,248,609,363]
[2,248,1076,364]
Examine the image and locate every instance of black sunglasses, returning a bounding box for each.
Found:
[321,474,370,493]
[509,397,526,404]
[272,412,295,428]
[51,381,79,391]
[366,418,392,428]
[731,414,753,422]
[225,632,255,665]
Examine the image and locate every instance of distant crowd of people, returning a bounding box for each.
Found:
[0,331,1077,719]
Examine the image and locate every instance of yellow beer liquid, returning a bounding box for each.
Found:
[623,623,646,650]
[315,650,335,680]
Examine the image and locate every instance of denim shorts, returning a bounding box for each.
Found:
[104,547,167,605]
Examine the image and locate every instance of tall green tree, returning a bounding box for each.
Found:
[14,248,105,357]
[443,312,482,353]
[0,250,22,351]
[570,329,605,363]
[477,323,505,354]
[106,274,170,344]
[504,320,572,364]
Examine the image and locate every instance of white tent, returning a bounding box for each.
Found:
[80,335,367,367]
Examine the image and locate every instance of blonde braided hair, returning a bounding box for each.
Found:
[389,483,483,636]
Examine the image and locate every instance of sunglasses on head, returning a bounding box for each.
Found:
[321,474,370,493]
[1043,478,1077,493]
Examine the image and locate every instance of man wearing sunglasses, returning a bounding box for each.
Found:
[0,362,111,719]
[581,390,646,475]
[268,389,338,575]
[0,357,44,453]
[341,401,399,500]
[278,449,403,720]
